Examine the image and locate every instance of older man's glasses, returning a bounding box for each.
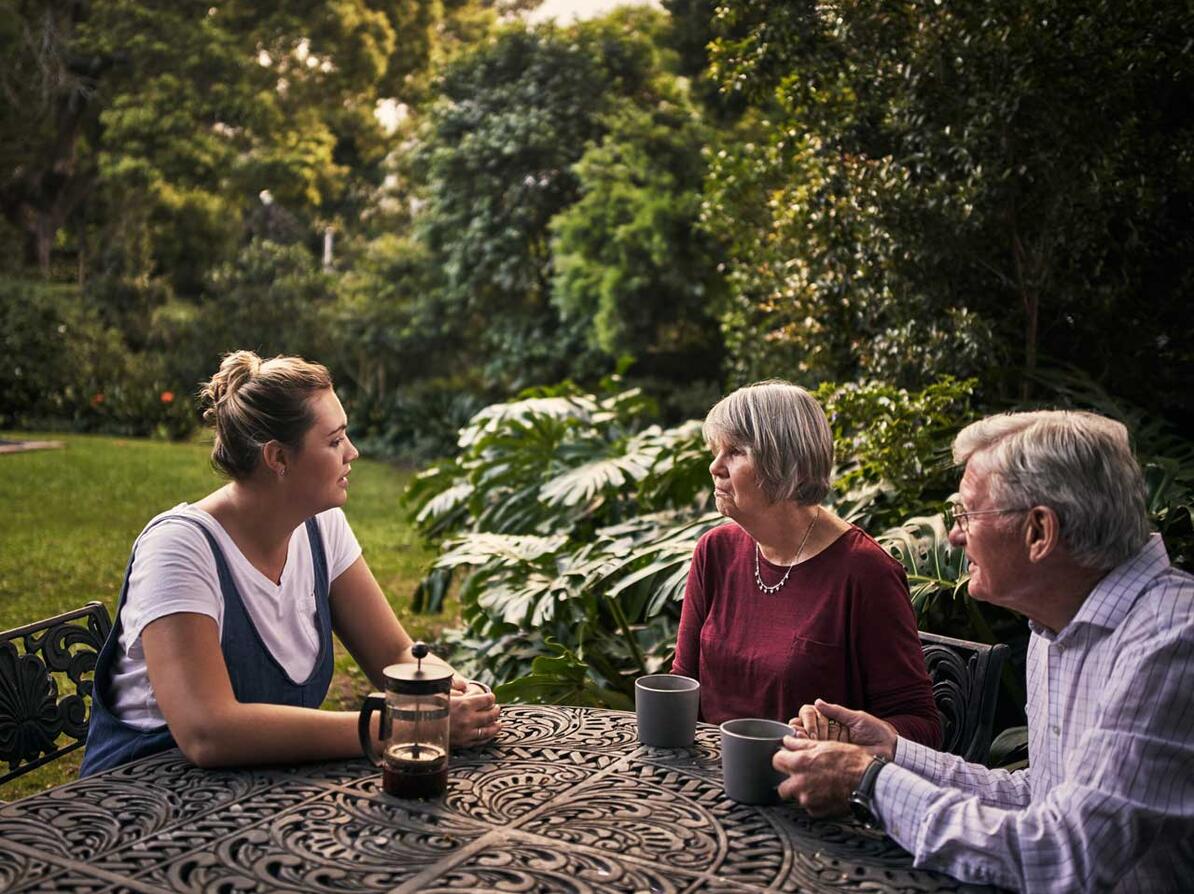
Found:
[944,503,1030,533]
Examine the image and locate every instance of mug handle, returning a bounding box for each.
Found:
[358,693,389,766]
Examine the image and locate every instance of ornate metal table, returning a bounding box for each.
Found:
[0,705,990,893]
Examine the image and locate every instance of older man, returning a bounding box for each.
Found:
[774,410,1194,891]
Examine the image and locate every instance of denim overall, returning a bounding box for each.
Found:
[80,515,334,776]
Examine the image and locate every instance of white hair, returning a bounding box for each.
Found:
[953,410,1151,571]
[703,380,833,505]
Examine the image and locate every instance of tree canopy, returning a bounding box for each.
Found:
[3,0,1191,443]
[702,0,1194,420]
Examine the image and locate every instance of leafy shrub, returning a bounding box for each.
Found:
[83,353,200,440]
[344,380,487,462]
[816,377,978,531]
[409,376,987,702]
[1,279,123,427]
[410,373,1192,714]
[407,380,721,697]
[0,278,201,439]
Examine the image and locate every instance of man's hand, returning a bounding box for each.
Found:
[787,699,898,759]
[772,738,873,816]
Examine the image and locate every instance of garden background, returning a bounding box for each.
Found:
[3,0,1193,796]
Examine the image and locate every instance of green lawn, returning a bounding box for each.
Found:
[0,431,446,800]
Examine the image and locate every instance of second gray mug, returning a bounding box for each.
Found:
[635,674,700,747]
[719,718,793,805]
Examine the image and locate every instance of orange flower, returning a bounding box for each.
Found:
[91,392,105,406]
[160,390,175,404]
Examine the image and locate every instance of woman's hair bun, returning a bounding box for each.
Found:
[200,350,262,423]
[198,350,333,480]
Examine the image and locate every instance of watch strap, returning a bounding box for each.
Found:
[856,754,889,797]
[849,754,890,830]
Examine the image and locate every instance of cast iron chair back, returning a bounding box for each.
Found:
[1,601,111,785]
[919,630,1008,765]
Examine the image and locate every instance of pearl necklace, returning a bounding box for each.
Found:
[754,507,821,595]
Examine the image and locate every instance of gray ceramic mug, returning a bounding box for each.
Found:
[719,718,793,805]
[634,674,700,747]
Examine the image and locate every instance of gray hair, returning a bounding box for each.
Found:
[953,410,1151,571]
[703,380,833,505]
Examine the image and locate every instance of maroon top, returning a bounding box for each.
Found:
[671,523,941,746]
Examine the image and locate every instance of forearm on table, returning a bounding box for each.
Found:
[875,765,1030,890]
[877,764,1169,892]
[174,702,375,769]
[894,736,1032,807]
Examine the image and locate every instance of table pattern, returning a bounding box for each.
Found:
[0,705,992,893]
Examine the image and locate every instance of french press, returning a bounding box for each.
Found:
[358,642,453,798]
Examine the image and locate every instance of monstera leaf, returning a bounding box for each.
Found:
[458,395,599,449]
[435,533,569,568]
[413,482,473,538]
[539,453,653,508]
[878,513,969,614]
[494,638,632,710]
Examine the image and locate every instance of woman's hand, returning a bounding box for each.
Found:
[788,699,897,759]
[790,703,850,742]
[448,687,502,749]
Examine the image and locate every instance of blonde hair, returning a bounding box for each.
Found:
[199,350,333,479]
[703,380,833,505]
[953,410,1150,570]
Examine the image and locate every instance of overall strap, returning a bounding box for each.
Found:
[81,513,200,775]
[81,513,336,777]
[305,515,334,652]
[212,516,332,689]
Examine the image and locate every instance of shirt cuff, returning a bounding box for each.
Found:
[893,736,944,778]
[874,761,940,851]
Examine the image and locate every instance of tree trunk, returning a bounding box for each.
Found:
[1011,230,1039,402]
[1022,284,1039,401]
[35,214,56,276]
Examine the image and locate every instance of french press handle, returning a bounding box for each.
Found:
[357,692,390,766]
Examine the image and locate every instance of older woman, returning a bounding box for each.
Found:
[671,380,940,746]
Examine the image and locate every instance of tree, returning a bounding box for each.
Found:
[702,0,1194,423]
[412,10,680,390]
[0,0,103,271]
[550,99,726,406]
[0,0,478,282]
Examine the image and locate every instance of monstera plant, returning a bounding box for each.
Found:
[407,376,996,704]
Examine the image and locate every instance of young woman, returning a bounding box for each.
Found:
[81,351,500,775]
[671,380,940,746]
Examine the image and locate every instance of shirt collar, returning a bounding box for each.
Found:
[1046,533,1170,639]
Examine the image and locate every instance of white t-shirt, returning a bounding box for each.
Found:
[109,504,362,729]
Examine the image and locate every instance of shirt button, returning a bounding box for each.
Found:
[1051,725,1060,736]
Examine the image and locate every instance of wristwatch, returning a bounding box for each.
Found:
[848,755,889,830]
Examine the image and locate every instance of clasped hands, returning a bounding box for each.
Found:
[449,675,502,749]
[771,698,898,816]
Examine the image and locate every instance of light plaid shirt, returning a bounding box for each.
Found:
[874,534,1194,891]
